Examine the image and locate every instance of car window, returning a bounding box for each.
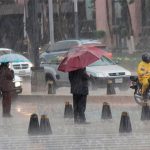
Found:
[89,56,115,66]
[69,41,78,47]
[52,41,72,52]
[50,41,78,52]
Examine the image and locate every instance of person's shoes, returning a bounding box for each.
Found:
[79,121,90,125]
[74,119,80,124]
[3,114,13,117]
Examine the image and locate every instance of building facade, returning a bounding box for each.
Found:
[1,0,149,52]
[95,0,150,51]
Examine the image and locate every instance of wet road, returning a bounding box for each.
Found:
[3,77,148,150]
[0,95,150,150]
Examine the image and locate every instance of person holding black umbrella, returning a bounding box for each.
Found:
[69,67,90,124]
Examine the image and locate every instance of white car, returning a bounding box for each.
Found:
[0,54,33,77]
[86,56,131,91]
[10,62,33,77]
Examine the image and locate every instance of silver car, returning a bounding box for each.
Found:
[86,56,131,90]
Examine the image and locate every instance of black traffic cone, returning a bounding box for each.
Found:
[107,79,116,95]
[40,115,52,134]
[101,102,112,119]
[119,112,132,133]
[64,102,73,118]
[28,113,40,135]
[141,103,150,120]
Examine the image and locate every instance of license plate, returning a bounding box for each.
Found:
[115,78,123,83]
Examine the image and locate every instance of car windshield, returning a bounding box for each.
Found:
[89,56,115,66]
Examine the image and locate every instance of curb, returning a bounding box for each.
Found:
[12,95,135,104]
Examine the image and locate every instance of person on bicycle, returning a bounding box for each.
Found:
[137,53,150,99]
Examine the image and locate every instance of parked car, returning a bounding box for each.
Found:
[40,39,112,63]
[0,54,33,77]
[86,56,131,91]
[40,55,131,93]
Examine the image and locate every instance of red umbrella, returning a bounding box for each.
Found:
[58,46,102,72]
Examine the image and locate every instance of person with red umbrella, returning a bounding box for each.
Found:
[69,67,90,124]
[58,46,102,124]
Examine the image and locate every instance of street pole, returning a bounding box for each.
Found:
[23,0,27,39]
[74,0,79,39]
[29,0,45,93]
[48,0,54,49]
[32,0,40,67]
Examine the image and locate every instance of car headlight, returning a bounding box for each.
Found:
[94,72,105,77]
[15,82,21,87]
[126,71,131,76]
[29,63,33,68]
[89,72,105,77]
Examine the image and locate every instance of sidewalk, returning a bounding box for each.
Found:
[0,95,150,150]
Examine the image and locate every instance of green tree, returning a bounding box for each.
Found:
[53,0,74,40]
[119,0,135,53]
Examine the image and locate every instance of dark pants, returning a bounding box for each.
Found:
[2,92,11,115]
[73,94,87,122]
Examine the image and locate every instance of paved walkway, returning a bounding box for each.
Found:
[0,96,150,150]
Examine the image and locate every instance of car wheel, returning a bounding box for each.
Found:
[46,79,56,94]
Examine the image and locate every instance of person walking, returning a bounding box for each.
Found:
[69,68,89,124]
[0,62,14,117]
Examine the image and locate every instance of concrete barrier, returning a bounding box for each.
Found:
[14,95,135,105]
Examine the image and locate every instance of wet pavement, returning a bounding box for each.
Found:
[0,95,150,150]
[21,77,134,96]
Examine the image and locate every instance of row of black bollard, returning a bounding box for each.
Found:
[28,101,149,135]
[101,102,132,133]
[28,114,52,135]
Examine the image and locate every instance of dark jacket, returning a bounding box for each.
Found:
[69,68,89,95]
[0,66,14,92]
